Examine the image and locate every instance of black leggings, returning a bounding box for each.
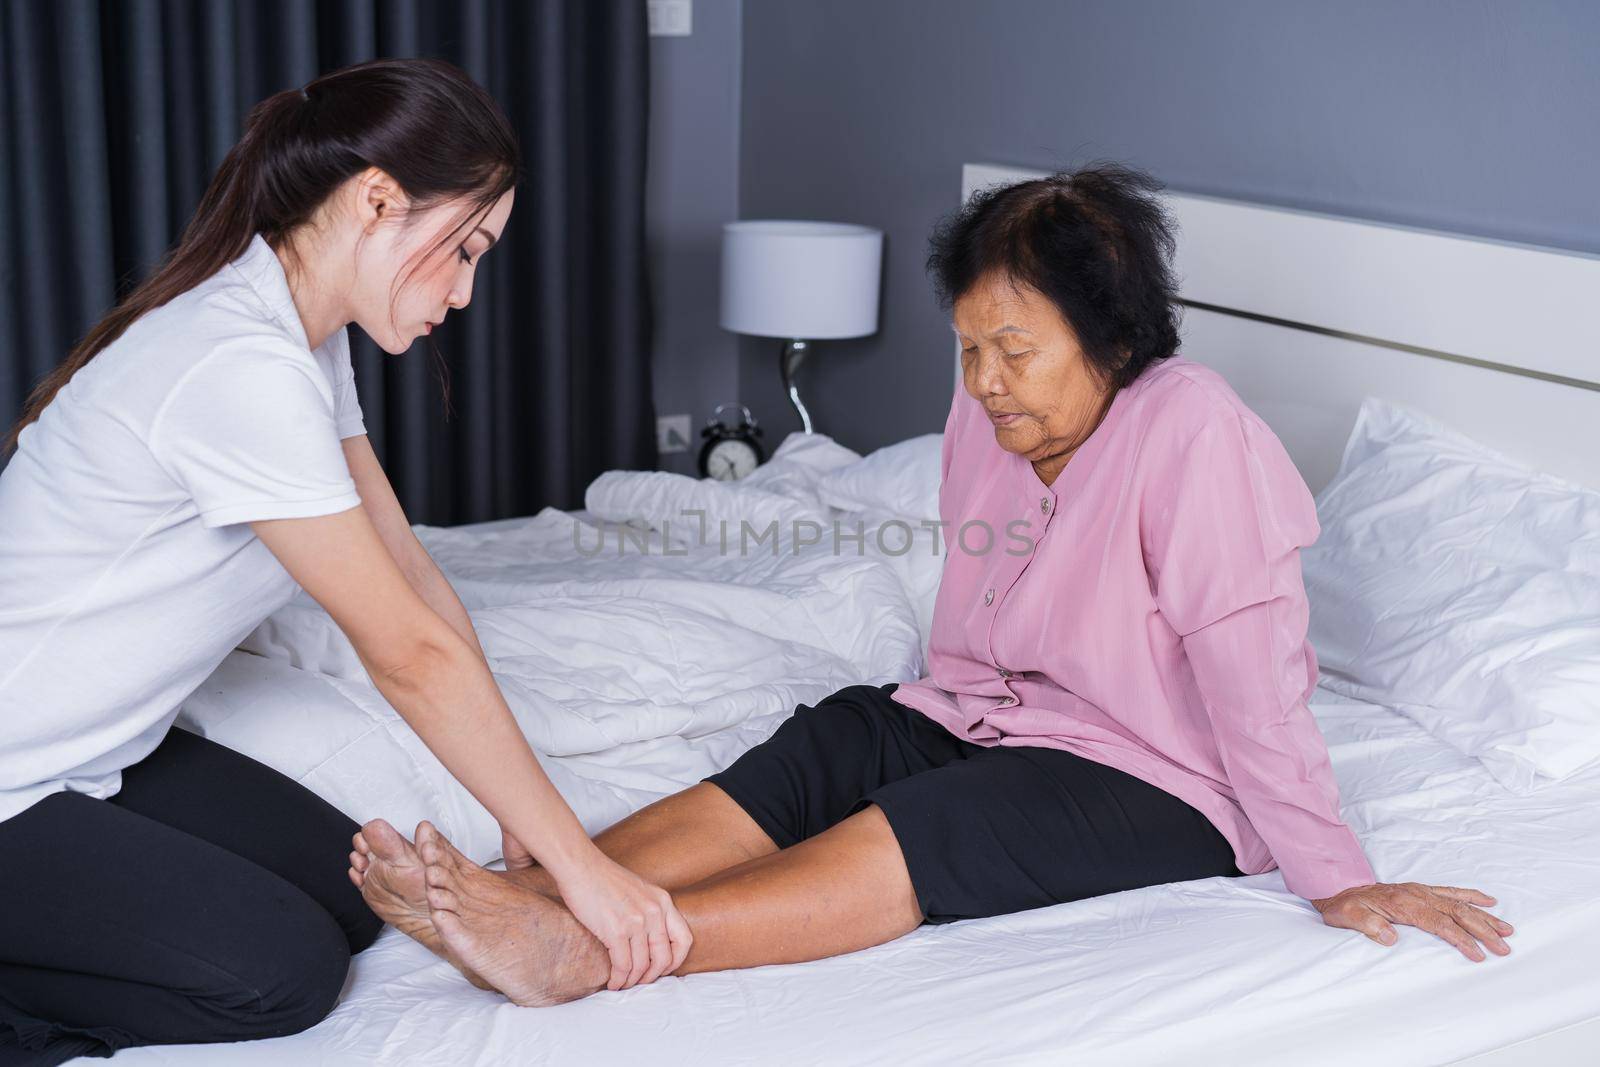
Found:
[0,728,382,1066]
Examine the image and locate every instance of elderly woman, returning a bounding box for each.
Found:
[352,164,1514,1004]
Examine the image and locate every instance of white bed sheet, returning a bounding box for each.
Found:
[109,687,1600,1066]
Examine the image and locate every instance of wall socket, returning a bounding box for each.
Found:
[656,414,693,454]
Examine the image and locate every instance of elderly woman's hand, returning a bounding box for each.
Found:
[1311,882,1515,961]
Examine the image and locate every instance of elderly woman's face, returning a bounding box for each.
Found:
[953,273,1114,484]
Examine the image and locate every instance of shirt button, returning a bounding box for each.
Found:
[983,588,995,606]
[1040,497,1051,515]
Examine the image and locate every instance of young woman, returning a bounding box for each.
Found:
[0,57,688,1064]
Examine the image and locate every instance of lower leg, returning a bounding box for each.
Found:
[509,783,780,895]
[420,804,923,1004]
[352,782,775,933]
[668,803,923,973]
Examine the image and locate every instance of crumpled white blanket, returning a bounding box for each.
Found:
[178,433,931,861]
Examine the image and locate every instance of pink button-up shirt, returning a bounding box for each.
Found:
[892,355,1376,901]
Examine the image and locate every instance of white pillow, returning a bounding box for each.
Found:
[818,433,943,521]
[178,651,528,863]
[1302,397,1600,793]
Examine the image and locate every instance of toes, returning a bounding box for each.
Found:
[363,818,413,863]
[350,850,370,874]
[414,821,476,876]
[424,863,454,890]
[415,820,442,859]
[430,903,471,961]
[427,884,461,916]
[433,831,479,875]
[348,866,364,890]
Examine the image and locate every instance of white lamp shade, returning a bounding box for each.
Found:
[720,220,883,339]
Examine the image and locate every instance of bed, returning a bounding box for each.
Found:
[105,163,1600,1066]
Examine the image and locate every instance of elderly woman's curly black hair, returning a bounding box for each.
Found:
[926,163,1182,390]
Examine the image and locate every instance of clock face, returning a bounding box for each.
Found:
[705,438,762,481]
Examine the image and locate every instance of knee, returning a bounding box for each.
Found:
[226,904,351,1040]
[788,686,879,733]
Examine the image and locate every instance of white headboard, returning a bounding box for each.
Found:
[960,162,1600,494]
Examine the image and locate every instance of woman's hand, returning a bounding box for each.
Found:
[500,825,536,871]
[1312,882,1515,962]
[554,852,693,990]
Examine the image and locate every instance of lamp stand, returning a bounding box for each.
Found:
[778,338,814,434]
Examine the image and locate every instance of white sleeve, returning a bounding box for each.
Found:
[149,341,362,529]
[329,328,367,440]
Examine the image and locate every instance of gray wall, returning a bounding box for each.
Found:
[646,0,742,475]
[735,0,1600,454]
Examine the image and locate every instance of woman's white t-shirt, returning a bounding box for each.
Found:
[0,233,368,824]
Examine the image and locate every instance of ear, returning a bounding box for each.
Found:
[353,167,409,231]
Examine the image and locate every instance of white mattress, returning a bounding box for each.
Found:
[108,697,1600,1065]
[98,444,1600,1065]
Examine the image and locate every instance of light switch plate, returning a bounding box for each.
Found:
[647,0,692,37]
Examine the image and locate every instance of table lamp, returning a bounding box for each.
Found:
[720,220,883,434]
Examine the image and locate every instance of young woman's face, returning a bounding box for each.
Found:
[354,186,514,354]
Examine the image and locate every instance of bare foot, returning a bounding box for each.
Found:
[350,819,436,947]
[350,819,494,991]
[418,821,611,1006]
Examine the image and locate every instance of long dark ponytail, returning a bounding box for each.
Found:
[3,57,521,456]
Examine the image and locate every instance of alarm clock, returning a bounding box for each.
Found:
[698,404,766,481]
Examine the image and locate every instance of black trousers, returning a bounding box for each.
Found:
[0,728,382,1066]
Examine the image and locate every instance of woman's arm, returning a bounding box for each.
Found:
[1180,596,1375,901]
[1186,605,1514,961]
[341,434,484,660]
[1157,413,1514,960]
[341,433,530,867]
[250,504,691,987]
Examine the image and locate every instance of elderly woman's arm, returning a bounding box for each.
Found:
[1153,411,1513,960]
[1184,595,1513,961]
[1180,596,1373,899]
[1146,415,1370,898]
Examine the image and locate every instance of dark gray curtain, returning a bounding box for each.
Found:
[0,0,655,523]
